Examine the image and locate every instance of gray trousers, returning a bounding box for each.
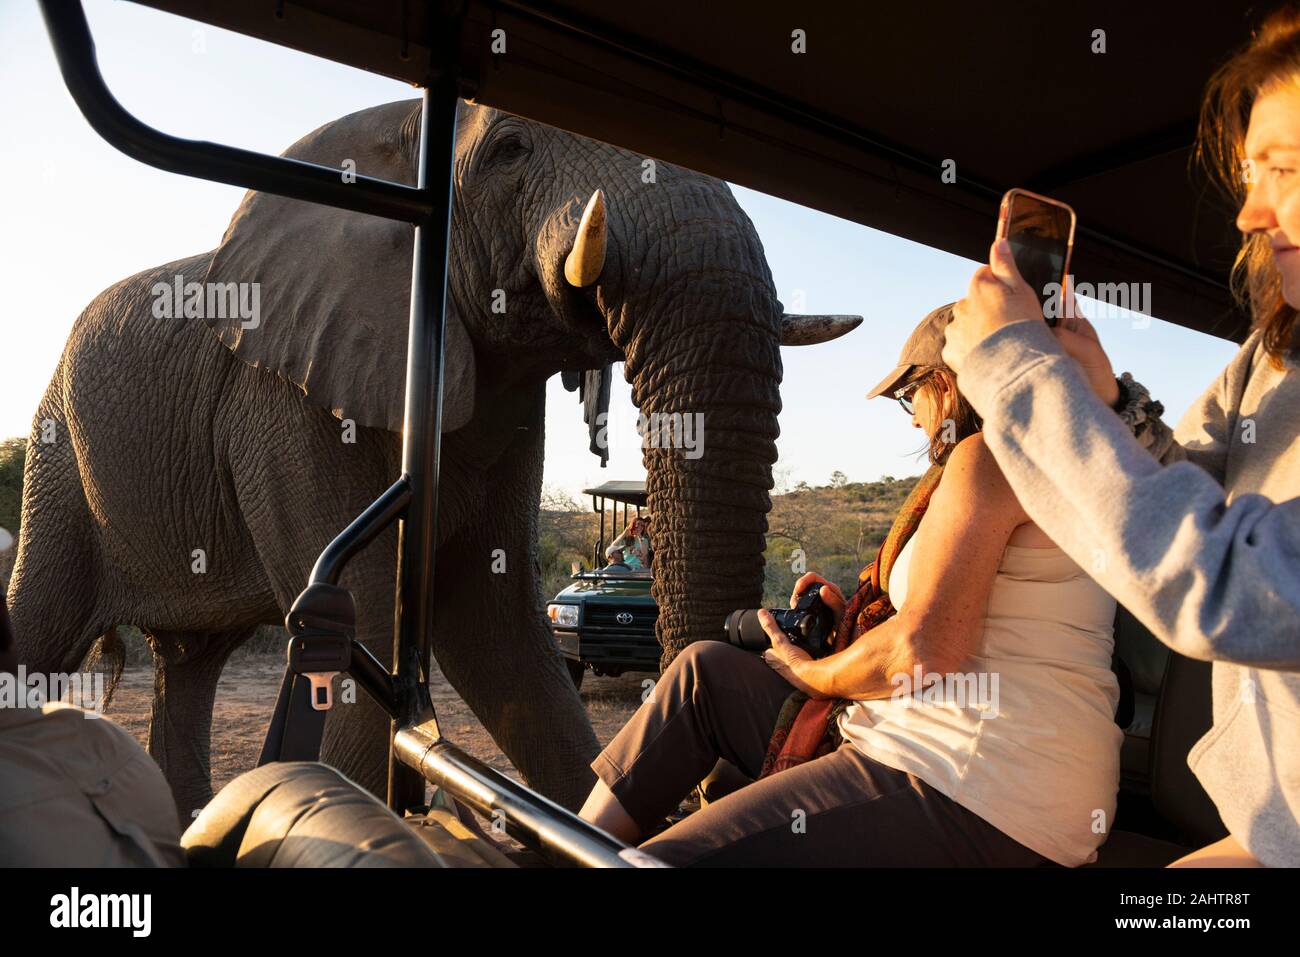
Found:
[593,641,1046,867]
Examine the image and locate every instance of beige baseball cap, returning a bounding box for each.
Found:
[865,302,956,399]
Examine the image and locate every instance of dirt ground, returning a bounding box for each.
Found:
[103,655,674,809]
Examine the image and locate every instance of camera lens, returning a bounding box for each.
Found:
[723,608,774,653]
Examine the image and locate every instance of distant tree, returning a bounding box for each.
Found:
[0,437,25,533]
[0,437,25,588]
[829,470,848,488]
[537,486,600,598]
[879,474,896,484]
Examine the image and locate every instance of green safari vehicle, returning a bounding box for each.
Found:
[548,481,658,688]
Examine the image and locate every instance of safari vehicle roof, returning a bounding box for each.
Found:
[582,480,648,508]
[134,0,1260,342]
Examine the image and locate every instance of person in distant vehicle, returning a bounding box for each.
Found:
[600,545,632,574]
[609,516,652,570]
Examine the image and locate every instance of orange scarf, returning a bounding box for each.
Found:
[758,464,944,778]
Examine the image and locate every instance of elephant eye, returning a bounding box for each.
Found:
[482,131,530,170]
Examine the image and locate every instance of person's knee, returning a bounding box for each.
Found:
[666,640,733,684]
[658,641,752,708]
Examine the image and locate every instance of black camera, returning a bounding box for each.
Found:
[722,585,837,659]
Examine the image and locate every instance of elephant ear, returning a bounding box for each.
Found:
[202,100,475,434]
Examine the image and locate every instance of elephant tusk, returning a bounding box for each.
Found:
[779,313,864,346]
[564,189,607,288]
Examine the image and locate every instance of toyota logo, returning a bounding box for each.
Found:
[615,612,634,625]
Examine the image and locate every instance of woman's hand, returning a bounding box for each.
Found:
[790,572,847,622]
[943,239,1042,370]
[1052,300,1120,406]
[758,610,829,697]
[944,239,1120,406]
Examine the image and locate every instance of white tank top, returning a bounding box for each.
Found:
[836,537,1122,866]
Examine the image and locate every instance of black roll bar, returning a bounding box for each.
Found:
[39,1,433,223]
[395,717,641,868]
[311,477,412,587]
[386,79,457,811]
[39,0,640,868]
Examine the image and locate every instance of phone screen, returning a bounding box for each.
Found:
[1002,191,1074,325]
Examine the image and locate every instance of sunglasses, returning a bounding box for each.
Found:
[893,380,923,415]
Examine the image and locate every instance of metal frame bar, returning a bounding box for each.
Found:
[387,79,458,811]
[395,717,636,868]
[38,0,638,868]
[40,2,432,223]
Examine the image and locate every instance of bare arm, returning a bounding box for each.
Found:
[762,435,1025,699]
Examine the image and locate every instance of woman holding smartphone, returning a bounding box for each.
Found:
[943,8,1300,868]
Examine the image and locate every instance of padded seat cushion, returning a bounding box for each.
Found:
[182,762,508,868]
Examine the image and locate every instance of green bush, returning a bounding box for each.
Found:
[0,437,24,535]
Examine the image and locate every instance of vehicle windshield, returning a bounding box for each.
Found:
[586,565,652,579]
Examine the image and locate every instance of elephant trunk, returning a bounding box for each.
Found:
[613,263,783,665]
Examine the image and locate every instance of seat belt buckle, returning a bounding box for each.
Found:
[288,632,351,711]
[304,671,340,711]
[284,582,356,713]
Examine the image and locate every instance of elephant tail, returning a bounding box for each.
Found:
[82,626,126,711]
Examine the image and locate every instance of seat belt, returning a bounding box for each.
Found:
[257,582,356,765]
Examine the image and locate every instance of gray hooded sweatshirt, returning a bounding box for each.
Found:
[951,319,1299,867]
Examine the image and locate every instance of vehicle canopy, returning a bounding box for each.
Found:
[582,480,650,574]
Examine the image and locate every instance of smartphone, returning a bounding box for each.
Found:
[997,189,1076,326]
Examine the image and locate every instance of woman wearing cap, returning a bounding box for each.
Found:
[943,11,1300,869]
[578,304,1124,867]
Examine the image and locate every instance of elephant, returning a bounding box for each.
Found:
[7,98,858,816]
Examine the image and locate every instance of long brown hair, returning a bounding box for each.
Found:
[911,368,982,465]
[1197,5,1300,368]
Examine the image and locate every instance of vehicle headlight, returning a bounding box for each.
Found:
[547,604,579,628]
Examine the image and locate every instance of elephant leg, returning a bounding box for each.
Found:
[145,627,253,819]
[429,543,600,811]
[428,411,600,812]
[7,424,109,677]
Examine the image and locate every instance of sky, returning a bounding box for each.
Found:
[0,0,1240,502]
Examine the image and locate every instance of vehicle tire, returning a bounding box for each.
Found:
[567,659,586,690]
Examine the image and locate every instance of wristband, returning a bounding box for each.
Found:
[1113,372,1165,438]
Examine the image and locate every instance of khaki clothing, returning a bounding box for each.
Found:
[0,702,184,867]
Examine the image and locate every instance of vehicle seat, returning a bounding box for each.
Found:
[1088,609,1228,866]
[1112,605,1169,790]
[182,762,514,868]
